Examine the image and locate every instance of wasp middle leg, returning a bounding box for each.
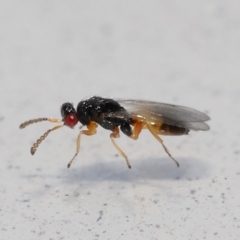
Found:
[110,127,132,169]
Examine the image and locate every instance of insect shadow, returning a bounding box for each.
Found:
[61,157,209,184]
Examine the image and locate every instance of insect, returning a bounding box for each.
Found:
[19,96,210,169]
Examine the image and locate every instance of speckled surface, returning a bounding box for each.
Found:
[1,1,240,240]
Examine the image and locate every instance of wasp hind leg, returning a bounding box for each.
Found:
[129,122,144,140]
[67,121,98,168]
[146,122,179,167]
[110,127,132,169]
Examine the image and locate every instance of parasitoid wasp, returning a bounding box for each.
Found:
[19,96,210,169]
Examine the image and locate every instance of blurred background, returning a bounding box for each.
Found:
[1,1,240,239]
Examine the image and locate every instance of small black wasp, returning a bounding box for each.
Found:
[20,96,210,168]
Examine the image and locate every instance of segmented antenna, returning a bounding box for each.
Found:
[19,118,63,155]
[19,118,62,129]
[31,125,63,155]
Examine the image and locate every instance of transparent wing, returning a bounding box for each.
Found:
[106,99,210,131]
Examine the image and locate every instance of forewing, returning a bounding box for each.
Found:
[111,99,210,131]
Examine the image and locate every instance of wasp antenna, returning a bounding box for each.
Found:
[19,118,62,129]
[31,125,63,155]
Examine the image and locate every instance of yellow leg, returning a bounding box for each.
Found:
[110,127,131,169]
[146,122,179,167]
[130,122,144,140]
[67,122,98,168]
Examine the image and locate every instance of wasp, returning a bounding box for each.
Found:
[19,96,210,169]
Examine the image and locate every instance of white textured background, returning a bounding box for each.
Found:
[1,1,240,240]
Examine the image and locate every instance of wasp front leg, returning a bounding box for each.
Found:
[67,121,98,168]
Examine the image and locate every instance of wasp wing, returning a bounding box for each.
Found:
[105,99,210,131]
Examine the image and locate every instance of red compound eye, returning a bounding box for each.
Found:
[64,113,78,127]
